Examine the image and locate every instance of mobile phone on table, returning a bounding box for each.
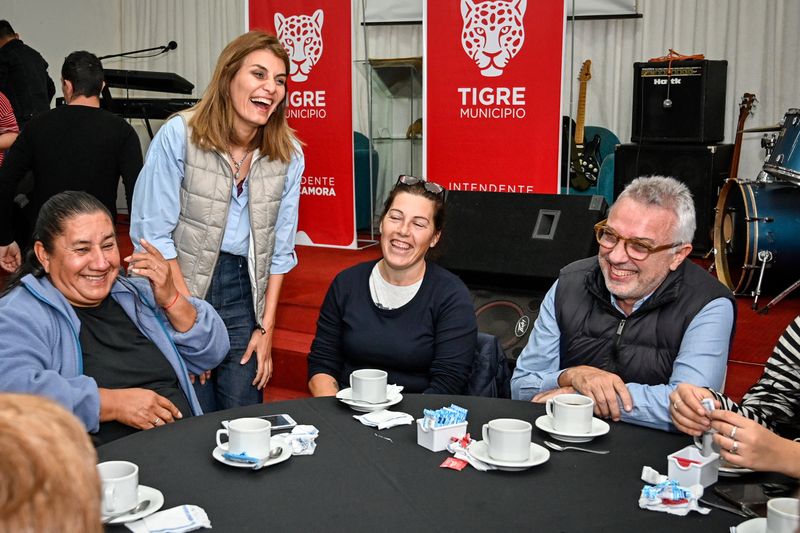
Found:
[221,413,297,431]
[714,483,770,517]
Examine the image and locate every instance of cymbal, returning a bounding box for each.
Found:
[740,124,781,133]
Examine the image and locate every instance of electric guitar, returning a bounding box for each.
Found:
[729,92,756,181]
[569,60,601,191]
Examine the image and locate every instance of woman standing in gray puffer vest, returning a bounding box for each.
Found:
[131,31,305,411]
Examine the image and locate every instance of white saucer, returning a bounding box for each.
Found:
[468,440,550,471]
[212,442,292,469]
[103,485,164,524]
[336,387,403,413]
[735,517,766,533]
[534,415,610,443]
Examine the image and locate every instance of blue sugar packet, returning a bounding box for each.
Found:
[222,451,259,464]
[422,404,468,428]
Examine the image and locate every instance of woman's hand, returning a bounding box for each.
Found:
[669,383,717,436]
[240,327,273,390]
[0,242,21,273]
[125,239,197,332]
[125,239,177,307]
[710,410,800,477]
[99,388,182,430]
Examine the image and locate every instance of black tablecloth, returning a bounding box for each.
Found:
[98,394,750,532]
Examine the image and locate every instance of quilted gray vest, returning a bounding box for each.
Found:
[173,111,289,324]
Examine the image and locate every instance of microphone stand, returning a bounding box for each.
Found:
[98,45,170,61]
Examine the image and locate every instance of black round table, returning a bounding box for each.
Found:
[98,394,751,532]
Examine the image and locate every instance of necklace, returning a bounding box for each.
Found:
[228,148,251,196]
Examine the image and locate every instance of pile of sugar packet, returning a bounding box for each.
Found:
[638,466,710,516]
[421,404,468,429]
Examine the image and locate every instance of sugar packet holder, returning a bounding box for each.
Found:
[417,404,468,452]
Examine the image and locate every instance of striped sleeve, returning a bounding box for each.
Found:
[709,316,800,431]
[0,92,18,134]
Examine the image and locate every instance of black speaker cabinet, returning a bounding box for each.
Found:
[436,191,608,288]
[613,143,733,254]
[470,288,543,363]
[631,60,727,143]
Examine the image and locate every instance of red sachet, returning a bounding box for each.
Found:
[440,457,469,471]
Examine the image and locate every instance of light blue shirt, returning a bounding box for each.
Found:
[510,279,735,431]
[130,117,304,274]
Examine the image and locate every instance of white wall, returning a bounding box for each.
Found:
[3,0,122,100]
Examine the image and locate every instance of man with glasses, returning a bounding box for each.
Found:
[511,176,735,431]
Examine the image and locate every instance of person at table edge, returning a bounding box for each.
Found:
[306,176,477,395]
[511,176,735,431]
[670,315,800,477]
[0,191,228,444]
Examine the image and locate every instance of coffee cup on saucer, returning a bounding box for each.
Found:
[350,369,388,403]
[767,497,800,533]
[97,460,139,515]
[546,393,594,434]
[216,417,271,459]
[481,418,532,462]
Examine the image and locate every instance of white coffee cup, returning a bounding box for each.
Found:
[546,393,594,434]
[97,460,139,515]
[481,418,532,462]
[350,369,388,403]
[767,497,800,533]
[216,417,271,459]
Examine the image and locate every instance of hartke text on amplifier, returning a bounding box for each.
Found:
[631,59,727,143]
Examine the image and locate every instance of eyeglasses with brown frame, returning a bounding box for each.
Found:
[593,219,683,261]
[396,175,446,198]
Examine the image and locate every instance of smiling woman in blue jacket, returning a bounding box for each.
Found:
[0,191,229,444]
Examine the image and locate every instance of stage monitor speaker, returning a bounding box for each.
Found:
[436,191,608,288]
[613,143,733,254]
[631,60,727,143]
[470,288,544,363]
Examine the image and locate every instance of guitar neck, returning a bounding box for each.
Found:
[730,96,754,180]
[730,126,744,181]
[576,80,587,144]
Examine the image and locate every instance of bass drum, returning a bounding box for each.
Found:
[714,179,800,293]
[763,108,800,185]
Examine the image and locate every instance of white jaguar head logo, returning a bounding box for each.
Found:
[460,0,526,78]
[275,9,324,83]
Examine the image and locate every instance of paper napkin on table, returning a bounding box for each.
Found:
[447,439,496,472]
[125,505,210,533]
[385,384,404,399]
[284,425,319,455]
[353,409,414,430]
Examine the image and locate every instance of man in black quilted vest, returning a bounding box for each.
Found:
[511,176,735,431]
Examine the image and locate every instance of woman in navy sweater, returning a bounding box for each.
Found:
[307,176,477,395]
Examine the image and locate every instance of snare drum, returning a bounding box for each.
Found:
[763,109,800,185]
[713,179,800,293]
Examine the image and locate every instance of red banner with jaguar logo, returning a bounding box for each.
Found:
[425,0,565,193]
[249,0,356,247]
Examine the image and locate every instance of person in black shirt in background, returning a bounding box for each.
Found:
[0,20,54,129]
[0,50,143,272]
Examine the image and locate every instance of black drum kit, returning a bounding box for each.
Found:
[713,108,800,312]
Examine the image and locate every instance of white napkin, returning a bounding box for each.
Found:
[447,440,496,471]
[284,425,319,455]
[353,409,414,430]
[125,505,211,533]
[385,384,404,400]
